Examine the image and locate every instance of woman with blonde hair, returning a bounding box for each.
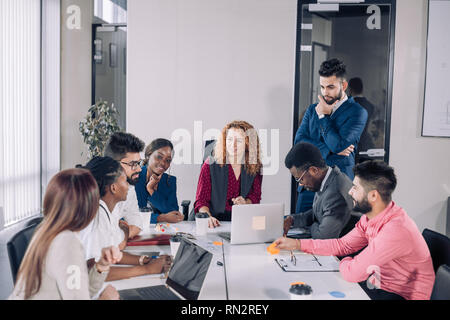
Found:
[9,169,122,300]
[194,120,263,228]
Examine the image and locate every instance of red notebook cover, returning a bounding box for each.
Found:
[127,234,171,246]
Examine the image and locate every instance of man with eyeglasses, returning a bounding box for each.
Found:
[283,142,354,239]
[104,132,146,241]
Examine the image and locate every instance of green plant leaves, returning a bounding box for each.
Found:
[79,100,122,158]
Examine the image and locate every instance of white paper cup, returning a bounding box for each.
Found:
[140,212,152,231]
[170,238,181,258]
[195,217,209,236]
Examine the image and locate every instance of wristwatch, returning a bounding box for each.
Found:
[139,255,149,266]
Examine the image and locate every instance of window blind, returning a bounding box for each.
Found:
[0,0,42,226]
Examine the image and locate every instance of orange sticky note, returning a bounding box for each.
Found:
[213,241,223,246]
[267,242,280,255]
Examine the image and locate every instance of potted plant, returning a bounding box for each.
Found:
[79,100,122,158]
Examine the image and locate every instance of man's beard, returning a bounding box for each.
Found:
[324,89,343,105]
[127,174,139,186]
[303,180,321,192]
[353,197,372,214]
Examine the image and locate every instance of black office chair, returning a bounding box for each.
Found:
[7,223,41,284]
[186,140,216,221]
[431,264,450,300]
[24,216,43,228]
[340,212,362,237]
[422,228,450,273]
[182,140,216,220]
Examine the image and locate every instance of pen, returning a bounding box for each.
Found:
[278,259,288,268]
[284,235,296,266]
[290,250,297,266]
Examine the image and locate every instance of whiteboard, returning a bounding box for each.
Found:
[422,0,450,137]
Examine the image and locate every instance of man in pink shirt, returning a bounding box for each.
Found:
[275,160,435,300]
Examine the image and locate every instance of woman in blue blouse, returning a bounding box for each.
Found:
[135,139,184,223]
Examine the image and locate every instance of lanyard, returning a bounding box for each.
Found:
[99,203,111,223]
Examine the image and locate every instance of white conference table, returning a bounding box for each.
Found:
[106,221,369,300]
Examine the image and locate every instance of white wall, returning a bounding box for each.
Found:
[125,0,450,233]
[61,0,93,169]
[127,0,297,214]
[390,0,450,234]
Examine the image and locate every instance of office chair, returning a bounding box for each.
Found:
[422,228,450,273]
[24,216,43,228]
[142,140,215,221]
[7,223,41,284]
[340,212,362,237]
[431,264,450,300]
[186,140,216,221]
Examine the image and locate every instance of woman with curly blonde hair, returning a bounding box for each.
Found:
[194,120,263,228]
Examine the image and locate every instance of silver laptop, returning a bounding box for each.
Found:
[223,203,284,245]
[119,238,213,300]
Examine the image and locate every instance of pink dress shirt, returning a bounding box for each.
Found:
[300,201,435,300]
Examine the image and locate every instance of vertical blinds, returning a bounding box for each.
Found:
[0,0,41,226]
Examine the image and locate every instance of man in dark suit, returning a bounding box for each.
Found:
[348,77,378,163]
[283,142,354,239]
[293,59,368,214]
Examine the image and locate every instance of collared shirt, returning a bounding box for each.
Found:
[135,166,179,224]
[332,94,348,115]
[112,185,144,230]
[300,201,435,300]
[79,200,124,261]
[319,167,332,192]
[318,94,348,119]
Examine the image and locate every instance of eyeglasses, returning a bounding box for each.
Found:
[120,159,144,170]
[295,167,310,184]
[290,250,297,266]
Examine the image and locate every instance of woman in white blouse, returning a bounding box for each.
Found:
[9,168,122,300]
[79,156,172,281]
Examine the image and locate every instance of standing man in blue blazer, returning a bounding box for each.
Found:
[293,58,368,214]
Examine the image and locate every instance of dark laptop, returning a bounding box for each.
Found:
[119,238,213,300]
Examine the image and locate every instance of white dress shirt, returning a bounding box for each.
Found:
[318,94,348,119]
[79,200,124,261]
[319,167,333,192]
[112,185,143,230]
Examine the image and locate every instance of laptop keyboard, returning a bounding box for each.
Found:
[119,285,181,300]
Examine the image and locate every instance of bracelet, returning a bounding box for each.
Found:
[95,263,110,274]
[139,255,149,266]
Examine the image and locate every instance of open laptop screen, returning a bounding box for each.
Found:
[166,238,213,300]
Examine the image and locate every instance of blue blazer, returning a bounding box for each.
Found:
[135,166,179,223]
[294,97,368,180]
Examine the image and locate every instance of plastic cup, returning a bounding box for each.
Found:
[195,212,209,236]
[170,235,182,258]
[139,207,152,232]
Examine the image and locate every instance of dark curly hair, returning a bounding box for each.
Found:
[83,156,124,197]
[103,132,145,161]
[319,58,346,79]
[353,160,397,204]
[285,142,327,171]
